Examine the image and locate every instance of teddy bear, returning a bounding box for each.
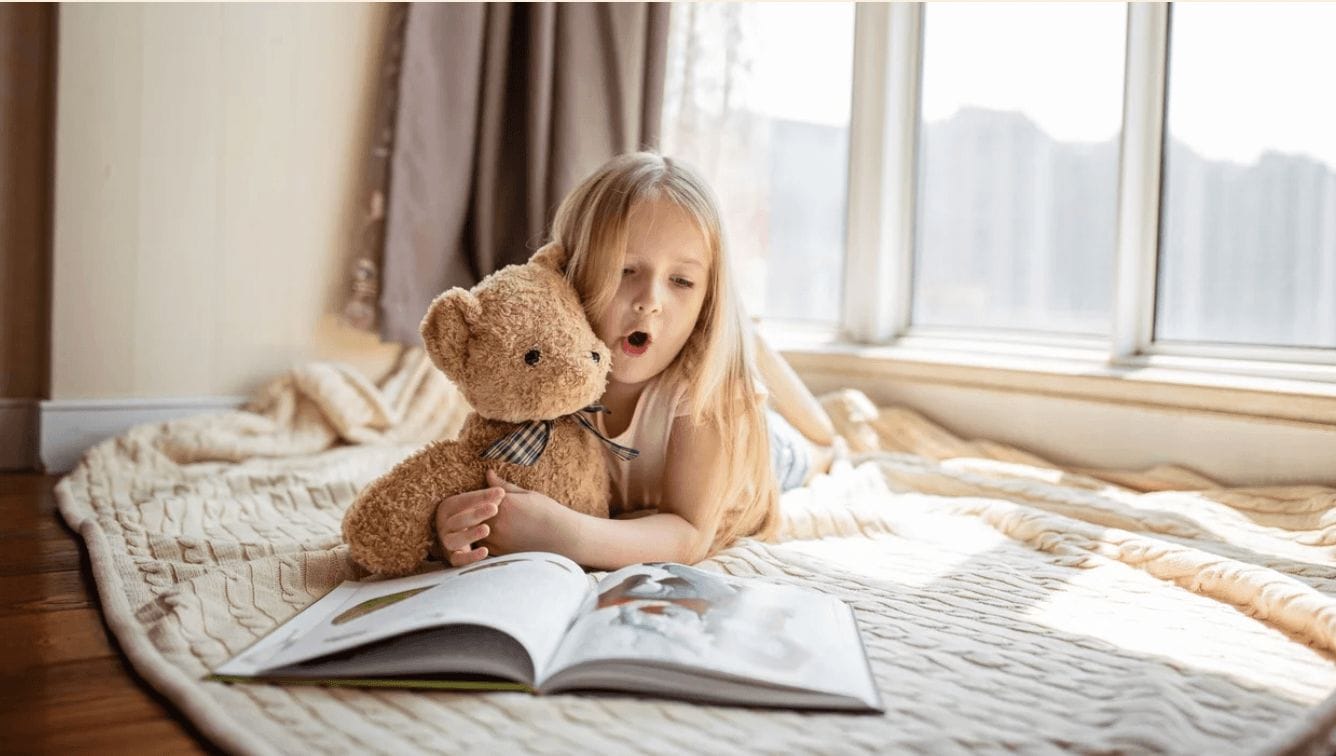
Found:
[341,243,635,576]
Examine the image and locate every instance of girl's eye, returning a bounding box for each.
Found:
[672,277,695,289]
[621,267,634,277]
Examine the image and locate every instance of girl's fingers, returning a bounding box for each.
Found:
[440,499,499,533]
[437,489,503,532]
[440,487,502,513]
[486,469,527,493]
[439,523,490,554]
[447,546,488,568]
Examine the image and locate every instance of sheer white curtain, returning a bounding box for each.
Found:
[661,3,854,324]
[660,2,773,317]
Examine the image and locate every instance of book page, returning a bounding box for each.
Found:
[543,563,880,708]
[219,552,594,683]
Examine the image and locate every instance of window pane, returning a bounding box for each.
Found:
[661,2,853,324]
[1157,3,1336,349]
[914,3,1126,335]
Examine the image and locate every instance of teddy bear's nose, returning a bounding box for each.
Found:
[590,351,601,364]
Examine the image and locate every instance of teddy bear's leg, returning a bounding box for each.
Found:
[341,440,476,576]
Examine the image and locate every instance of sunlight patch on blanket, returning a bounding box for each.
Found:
[1023,566,1336,705]
[781,523,1011,589]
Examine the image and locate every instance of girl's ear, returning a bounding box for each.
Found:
[530,242,569,274]
[419,288,480,378]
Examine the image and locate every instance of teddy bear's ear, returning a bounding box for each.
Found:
[529,242,570,274]
[419,288,480,378]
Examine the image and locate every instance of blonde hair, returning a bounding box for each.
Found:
[546,151,780,552]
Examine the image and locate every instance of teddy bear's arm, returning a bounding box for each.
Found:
[341,439,480,576]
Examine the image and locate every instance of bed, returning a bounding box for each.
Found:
[56,348,1336,754]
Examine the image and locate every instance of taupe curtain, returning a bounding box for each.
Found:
[358,2,671,345]
[0,4,55,405]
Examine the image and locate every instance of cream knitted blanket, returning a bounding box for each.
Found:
[56,350,1336,754]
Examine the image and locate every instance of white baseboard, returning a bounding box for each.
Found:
[0,399,39,471]
[39,395,247,474]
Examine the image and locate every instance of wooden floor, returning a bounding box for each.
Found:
[0,473,214,754]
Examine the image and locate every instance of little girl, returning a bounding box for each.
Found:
[433,151,839,571]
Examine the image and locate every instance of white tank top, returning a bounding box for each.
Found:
[590,374,772,518]
[591,375,690,517]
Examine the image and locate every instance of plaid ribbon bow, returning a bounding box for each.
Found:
[480,404,640,466]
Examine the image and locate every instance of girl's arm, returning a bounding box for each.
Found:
[569,414,728,569]
[751,327,836,445]
[479,415,729,570]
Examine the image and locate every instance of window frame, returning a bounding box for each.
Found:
[794,1,1336,395]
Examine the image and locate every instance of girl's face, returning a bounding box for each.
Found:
[595,197,710,388]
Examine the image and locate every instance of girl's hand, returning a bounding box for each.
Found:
[433,487,502,567]
[479,469,574,557]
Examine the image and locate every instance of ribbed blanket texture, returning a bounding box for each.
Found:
[56,348,1336,754]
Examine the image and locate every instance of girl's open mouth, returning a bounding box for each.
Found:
[622,331,651,356]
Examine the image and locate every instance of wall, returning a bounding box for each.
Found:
[50,3,401,402]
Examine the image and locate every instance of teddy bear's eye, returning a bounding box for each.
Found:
[524,349,541,366]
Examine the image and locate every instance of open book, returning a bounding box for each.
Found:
[211,552,883,712]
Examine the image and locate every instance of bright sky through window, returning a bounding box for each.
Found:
[743,2,855,127]
[1169,3,1336,168]
[919,3,1125,144]
[742,3,1336,167]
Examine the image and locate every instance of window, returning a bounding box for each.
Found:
[1157,3,1336,350]
[661,2,855,325]
[665,2,1336,384]
[914,2,1127,336]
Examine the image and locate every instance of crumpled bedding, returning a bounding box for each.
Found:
[55,348,1336,754]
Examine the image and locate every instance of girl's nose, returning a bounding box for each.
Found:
[633,288,662,314]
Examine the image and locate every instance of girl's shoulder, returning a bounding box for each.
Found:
[620,373,691,426]
[657,375,692,420]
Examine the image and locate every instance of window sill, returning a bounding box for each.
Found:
[760,322,1336,429]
